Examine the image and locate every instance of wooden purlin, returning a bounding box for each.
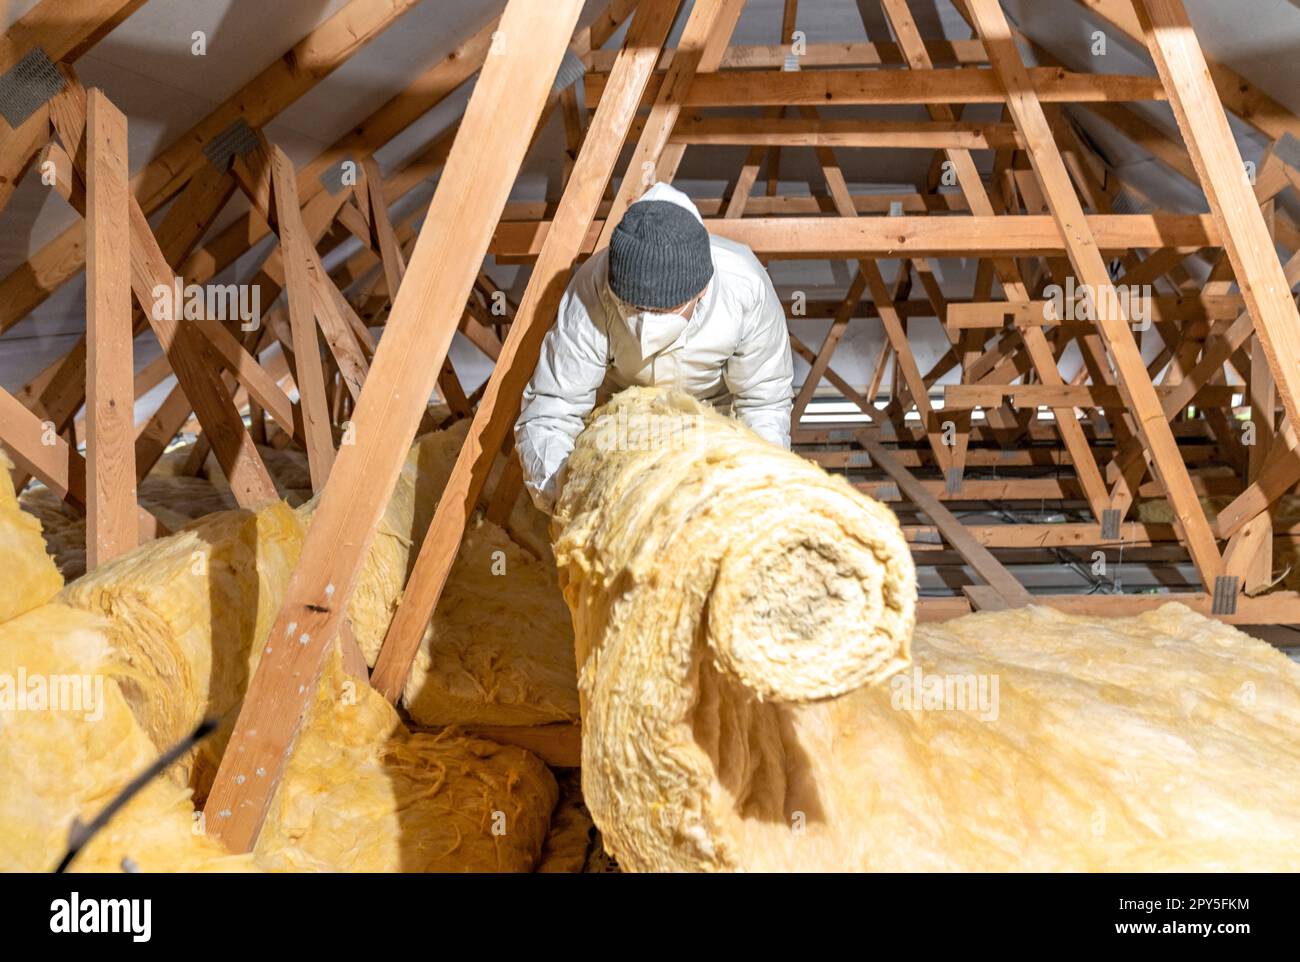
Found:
[203,0,589,853]
[1076,0,1300,149]
[491,213,1222,258]
[585,64,1169,106]
[0,0,145,75]
[369,0,686,703]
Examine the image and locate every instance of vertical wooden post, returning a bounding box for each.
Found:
[84,89,137,567]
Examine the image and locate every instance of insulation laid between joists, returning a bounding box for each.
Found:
[1,428,570,872]
[553,388,1300,871]
[0,452,62,622]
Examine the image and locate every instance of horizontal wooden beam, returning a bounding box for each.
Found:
[585,39,993,71]
[947,294,1247,328]
[585,66,1167,107]
[491,214,1220,259]
[669,115,1025,150]
[943,384,1236,409]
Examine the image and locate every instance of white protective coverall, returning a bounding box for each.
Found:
[516,182,795,512]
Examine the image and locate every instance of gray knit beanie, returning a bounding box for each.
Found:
[608,200,714,310]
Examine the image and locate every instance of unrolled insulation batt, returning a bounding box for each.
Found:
[0,602,254,872]
[0,452,62,622]
[255,650,557,872]
[554,387,1300,871]
[401,518,579,728]
[294,422,575,727]
[3,429,561,871]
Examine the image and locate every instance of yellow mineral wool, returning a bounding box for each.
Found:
[0,602,252,872]
[294,424,573,729]
[402,518,578,728]
[0,453,63,623]
[59,501,306,791]
[831,604,1300,871]
[553,387,915,871]
[553,387,1300,872]
[255,651,558,872]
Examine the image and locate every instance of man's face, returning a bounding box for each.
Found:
[617,287,706,320]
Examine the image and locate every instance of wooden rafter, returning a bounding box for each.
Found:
[369,0,685,703]
[203,0,590,854]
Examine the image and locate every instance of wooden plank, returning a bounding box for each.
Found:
[203,0,588,854]
[484,447,525,527]
[0,106,50,213]
[270,145,335,489]
[368,0,682,703]
[966,0,1223,590]
[0,0,145,75]
[962,585,1010,612]
[362,158,405,298]
[585,40,996,71]
[84,89,136,568]
[232,145,371,401]
[1222,513,1272,594]
[584,66,1168,107]
[670,115,1025,150]
[943,383,1236,409]
[948,295,1248,328]
[491,213,1221,258]
[1136,0,1300,435]
[1213,433,1300,540]
[859,433,1033,607]
[0,384,165,540]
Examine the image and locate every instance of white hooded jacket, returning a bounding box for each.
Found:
[515,183,794,512]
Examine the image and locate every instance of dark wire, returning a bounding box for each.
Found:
[54,716,220,873]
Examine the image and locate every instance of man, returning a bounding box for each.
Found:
[516,182,794,512]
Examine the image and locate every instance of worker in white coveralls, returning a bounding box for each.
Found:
[516,182,795,512]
